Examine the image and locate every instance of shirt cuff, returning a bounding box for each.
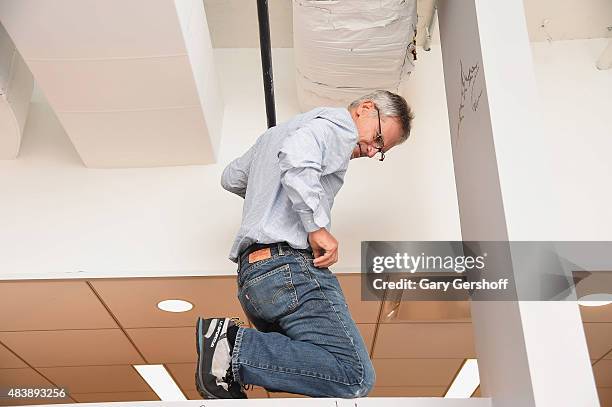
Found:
[299,212,322,233]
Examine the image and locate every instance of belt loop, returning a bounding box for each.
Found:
[277,242,284,256]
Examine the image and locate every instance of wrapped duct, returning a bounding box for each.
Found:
[293,0,417,111]
[0,22,33,159]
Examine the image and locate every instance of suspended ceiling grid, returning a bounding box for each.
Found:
[1,275,611,404]
[1,274,475,404]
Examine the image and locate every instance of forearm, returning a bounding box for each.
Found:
[221,165,247,198]
[279,167,330,232]
[278,117,336,232]
[220,146,255,198]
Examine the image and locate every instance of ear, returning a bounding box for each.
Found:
[357,100,374,117]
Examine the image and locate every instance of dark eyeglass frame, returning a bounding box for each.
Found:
[373,106,385,162]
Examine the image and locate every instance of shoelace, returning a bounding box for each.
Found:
[230,317,246,327]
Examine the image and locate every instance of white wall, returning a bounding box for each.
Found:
[529,38,612,240]
[0,47,461,279]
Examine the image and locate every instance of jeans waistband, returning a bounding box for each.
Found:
[238,242,311,268]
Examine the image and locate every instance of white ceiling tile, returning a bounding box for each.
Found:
[523,0,612,42]
[27,57,200,112]
[203,0,293,48]
[0,0,187,59]
[58,107,214,168]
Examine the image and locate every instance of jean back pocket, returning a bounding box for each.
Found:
[238,263,298,321]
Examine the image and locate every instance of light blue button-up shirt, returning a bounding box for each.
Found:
[222,107,358,262]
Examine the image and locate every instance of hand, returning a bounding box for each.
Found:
[308,228,338,268]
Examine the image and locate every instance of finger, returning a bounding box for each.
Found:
[326,255,338,268]
[313,251,333,268]
[331,251,338,266]
[316,248,338,268]
[326,249,338,265]
[312,256,327,268]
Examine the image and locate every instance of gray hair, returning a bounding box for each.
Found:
[348,90,414,142]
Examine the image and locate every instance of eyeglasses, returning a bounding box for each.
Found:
[374,106,385,162]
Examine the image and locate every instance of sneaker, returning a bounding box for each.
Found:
[226,370,249,399]
[195,317,248,399]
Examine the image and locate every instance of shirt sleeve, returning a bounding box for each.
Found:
[221,145,255,198]
[277,118,333,233]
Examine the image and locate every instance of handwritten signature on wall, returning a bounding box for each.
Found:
[457,59,484,140]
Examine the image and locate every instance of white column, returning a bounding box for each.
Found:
[437,1,599,406]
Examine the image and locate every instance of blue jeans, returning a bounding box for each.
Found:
[231,243,376,398]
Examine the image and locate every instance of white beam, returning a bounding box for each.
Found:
[0,0,223,168]
[0,22,33,159]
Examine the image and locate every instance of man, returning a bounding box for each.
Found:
[195,90,414,399]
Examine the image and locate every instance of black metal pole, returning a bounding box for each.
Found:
[256,0,276,128]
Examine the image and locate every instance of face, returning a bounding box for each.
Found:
[350,100,404,160]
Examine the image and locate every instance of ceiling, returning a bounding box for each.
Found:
[0,0,224,169]
[203,0,612,48]
[0,275,473,403]
[0,275,611,404]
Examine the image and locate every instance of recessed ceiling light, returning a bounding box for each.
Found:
[445,359,480,398]
[578,294,612,307]
[157,299,193,313]
[133,364,186,401]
